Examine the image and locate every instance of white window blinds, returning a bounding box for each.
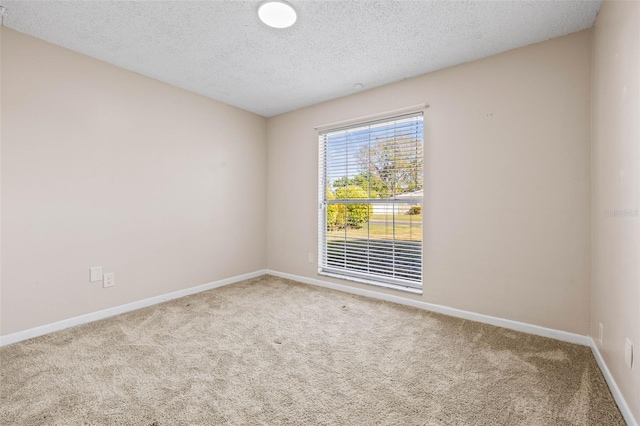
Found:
[318,112,424,290]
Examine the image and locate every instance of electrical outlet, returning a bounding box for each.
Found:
[598,322,604,346]
[103,272,115,288]
[625,339,633,369]
[90,266,103,282]
[308,252,314,263]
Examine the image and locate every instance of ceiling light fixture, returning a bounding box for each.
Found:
[258,1,297,29]
[353,83,364,90]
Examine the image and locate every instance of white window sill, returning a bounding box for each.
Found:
[318,269,423,295]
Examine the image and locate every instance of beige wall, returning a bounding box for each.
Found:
[1,28,596,339]
[591,0,640,420]
[0,28,267,335]
[267,30,593,335]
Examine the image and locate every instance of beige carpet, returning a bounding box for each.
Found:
[0,275,625,425]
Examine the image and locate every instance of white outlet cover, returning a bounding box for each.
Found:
[90,266,103,282]
[598,322,604,346]
[625,339,633,369]
[103,272,115,288]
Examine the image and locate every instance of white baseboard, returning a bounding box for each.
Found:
[1,268,589,348]
[590,339,638,426]
[0,269,267,347]
[266,270,591,346]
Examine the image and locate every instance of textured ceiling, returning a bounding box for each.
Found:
[2,0,601,117]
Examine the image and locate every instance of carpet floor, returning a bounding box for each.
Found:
[0,275,625,425]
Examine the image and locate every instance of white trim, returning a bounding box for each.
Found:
[318,270,422,294]
[314,103,428,132]
[590,338,638,426]
[0,269,267,347]
[266,270,591,346]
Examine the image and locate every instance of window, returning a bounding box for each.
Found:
[318,112,424,292]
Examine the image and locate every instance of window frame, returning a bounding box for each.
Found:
[317,109,425,294]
